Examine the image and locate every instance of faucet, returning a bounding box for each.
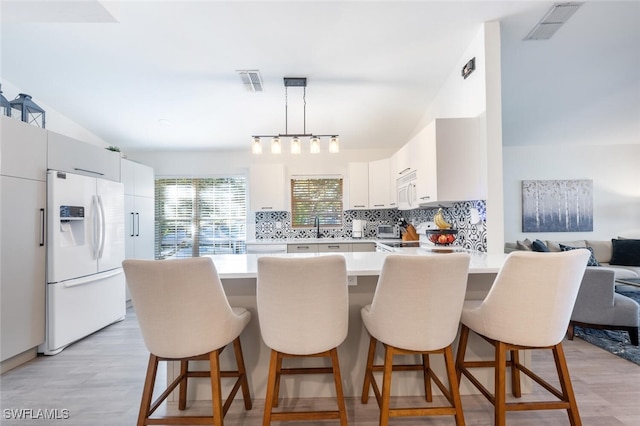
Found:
[314,216,321,238]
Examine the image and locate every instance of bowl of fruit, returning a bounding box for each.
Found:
[425,207,458,246]
[424,228,458,245]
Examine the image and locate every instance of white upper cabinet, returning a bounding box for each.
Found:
[0,116,47,181]
[249,164,286,211]
[414,117,486,205]
[121,159,154,198]
[347,162,369,210]
[368,158,393,209]
[48,131,121,182]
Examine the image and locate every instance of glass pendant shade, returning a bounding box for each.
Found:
[252,137,262,154]
[310,136,320,154]
[291,137,301,154]
[329,136,339,153]
[251,77,338,154]
[271,137,282,154]
[10,93,45,128]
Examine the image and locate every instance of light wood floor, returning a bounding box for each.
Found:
[1,307,639,425]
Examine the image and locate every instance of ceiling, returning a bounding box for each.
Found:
[1,1,637,153]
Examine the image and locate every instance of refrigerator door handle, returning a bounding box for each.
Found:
[97,195,106,259]
[92,195,100,259]
[130,212,135,237]
[40,208,46,246]
[136,212,140,237]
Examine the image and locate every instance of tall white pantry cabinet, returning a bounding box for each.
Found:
[0,116,47,365]
[122,159,155,260]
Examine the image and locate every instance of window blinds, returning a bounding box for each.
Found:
[155,177,247,258]
[290,177,343,227]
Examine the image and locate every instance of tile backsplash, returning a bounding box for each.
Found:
[255,200,487,252]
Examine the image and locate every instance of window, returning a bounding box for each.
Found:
[290,177,343,227]
[155,177,247,259]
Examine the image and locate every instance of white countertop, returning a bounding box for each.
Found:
[207,250,506,279]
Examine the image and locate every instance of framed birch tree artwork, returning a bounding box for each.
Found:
[522,179,593,232]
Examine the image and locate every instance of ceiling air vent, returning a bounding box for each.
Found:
[524,2,583,40]
[237,70,263,92]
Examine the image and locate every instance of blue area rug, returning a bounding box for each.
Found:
[573,290,640,365]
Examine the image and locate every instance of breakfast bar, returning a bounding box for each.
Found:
[170,250,520,401]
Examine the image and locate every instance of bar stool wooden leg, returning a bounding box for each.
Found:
[510,350,522,398]
[272,352,283,408]
[379,344,395,426]
[361,336,377,404]
[263,350,278,426]
[178,360,188,410]
[330,347,348,426]
[553,343,582,426]
[444,346,465,426]
[456,325,470,384]
[495,341,507,426]
[422,354,433,402]
[209,350,224,426]
[232,337,253,410]
[138,354,158,426]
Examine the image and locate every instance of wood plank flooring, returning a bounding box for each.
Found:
[1,306,639,425]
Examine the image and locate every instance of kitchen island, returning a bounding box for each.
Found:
[170,250,520,402]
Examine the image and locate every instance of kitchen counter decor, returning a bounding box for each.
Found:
[425,207,458,246]
[425,228,458,246]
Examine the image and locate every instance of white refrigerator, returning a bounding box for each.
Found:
[41,170,126,355]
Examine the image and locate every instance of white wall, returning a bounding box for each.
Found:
[411,22,504,253]
[503,144,640,242]
[500,2,640,244]
[2,79,108,147]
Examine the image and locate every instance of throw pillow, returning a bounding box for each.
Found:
[610,239,640,266]
[516,239,533,251]
[531,239,550,252]
[559,244,600,266]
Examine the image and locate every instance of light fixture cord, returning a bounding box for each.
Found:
[284,85,288,134]
[303,86,307,134]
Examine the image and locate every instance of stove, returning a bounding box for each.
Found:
[381,241,420,248]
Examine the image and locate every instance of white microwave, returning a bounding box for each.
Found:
[377,224,400,239]
[397,170,417,210]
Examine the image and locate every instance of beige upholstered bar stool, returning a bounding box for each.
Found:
[122,257,252,426]
[455,250,590,426]
[360,253,471,426]
[257,255,349,425]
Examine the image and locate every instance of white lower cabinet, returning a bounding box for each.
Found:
[287,244,318,253]
[287,242,375,253]
[351,242,376,252]
[318,243,351,253]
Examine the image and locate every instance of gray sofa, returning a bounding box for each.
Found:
[505,239,640,281]
[567,268,638,345]
[505,238,640,345]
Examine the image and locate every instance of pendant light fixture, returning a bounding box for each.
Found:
[0,84,11,117]
[252,77,338,154]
